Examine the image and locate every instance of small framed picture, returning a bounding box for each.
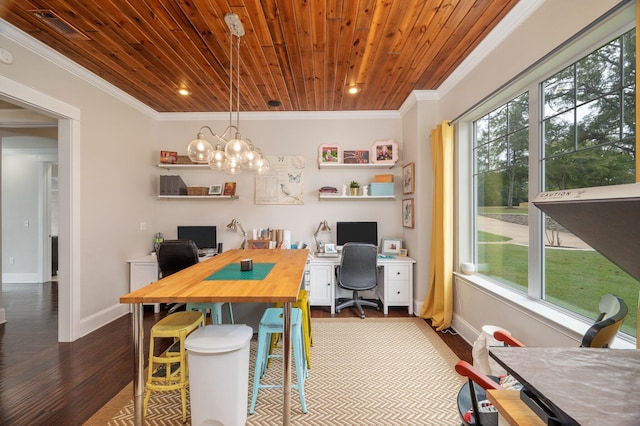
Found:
[160,150,177,164]
[208,184,223,195]
[343,150,370,164]
[371,139,398,164]
[381,238,403,255]
[318,145,341,164]
[324,243,337,253]
[399,248,408,257]
[402,162,415,194]
[403,199,415,228]
[223,182,237,196]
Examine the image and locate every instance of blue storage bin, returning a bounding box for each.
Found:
[369,182,394,196]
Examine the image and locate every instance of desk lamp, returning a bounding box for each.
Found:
[313,220,331,253]
[226,219,247,249]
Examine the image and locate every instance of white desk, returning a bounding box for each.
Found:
[127,254,160,313]
[305,254,415,315]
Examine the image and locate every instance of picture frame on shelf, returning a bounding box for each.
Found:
[343,150,370,164]
[399,248,408,257]
[223,182,237,196]
[208,184,223,195]
[371,139,398,164]
[318,145,341,164]
[381,238,403,255]
[402,199,415,228]
[402,162,415,194]
[160,150,177,164]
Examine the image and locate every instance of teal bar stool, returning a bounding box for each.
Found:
[249,307,307,414]
[186,302,234,326]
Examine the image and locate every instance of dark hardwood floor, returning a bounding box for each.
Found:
[0,282,471,425]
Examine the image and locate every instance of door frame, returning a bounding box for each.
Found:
[1,74,81,342]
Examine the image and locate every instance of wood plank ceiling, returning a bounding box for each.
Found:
[0,0,519,113]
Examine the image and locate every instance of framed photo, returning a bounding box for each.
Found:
[318,145,341,164]
[208,184,223,195]
[223,182,237,196]
[371,139,398,164]
[381,238,403,255]
[399,248,408,257]
[160,150,177,164]
[324,243,337,253]
[402,162,415,194]
[402,199,415,228]
[343,150,370,164]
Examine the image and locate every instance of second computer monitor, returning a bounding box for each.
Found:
[177,226,217,251]
[336,221,378,249]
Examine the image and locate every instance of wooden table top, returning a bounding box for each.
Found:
[120,249,309,304]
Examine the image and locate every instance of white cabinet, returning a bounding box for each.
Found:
[127,254,160,313]
[307,255,415,315]
[377,261,414,315]
[306,261,335,310]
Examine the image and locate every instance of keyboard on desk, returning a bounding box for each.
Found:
[316,252,340,258]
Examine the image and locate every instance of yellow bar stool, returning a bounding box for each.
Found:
[269,289,313,368]
[144,310,203,422]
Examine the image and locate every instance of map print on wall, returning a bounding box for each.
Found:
[255,155,305,205]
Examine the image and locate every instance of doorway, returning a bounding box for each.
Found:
[1,74,81,342]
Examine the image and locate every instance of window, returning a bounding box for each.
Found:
[474,93,529,293]
[472,28,637,337]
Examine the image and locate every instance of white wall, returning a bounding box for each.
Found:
[2,135,57,282]
[154,114,404,250]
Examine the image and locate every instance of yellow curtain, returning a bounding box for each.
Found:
[420,120,454,330]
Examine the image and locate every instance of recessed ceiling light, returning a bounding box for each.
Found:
[178,88,190,96]
[347,84,361,95]
[267,100,282,107]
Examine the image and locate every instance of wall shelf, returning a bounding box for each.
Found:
[158,195,239,200]
[318,162,395,170]
[318,194,395,200]
[157,163,209,170]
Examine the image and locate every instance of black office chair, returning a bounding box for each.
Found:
[335,242,379,319]
[156,240,233,322]
[455,293,628,425]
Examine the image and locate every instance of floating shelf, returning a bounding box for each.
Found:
[318,194,395,200]
[158,195,239,200]
[318,162,396,170]
[157,163,209,170]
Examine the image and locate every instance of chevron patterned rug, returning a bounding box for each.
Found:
[85,317,464,425]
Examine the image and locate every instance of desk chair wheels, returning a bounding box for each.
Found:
[336,290,380,319]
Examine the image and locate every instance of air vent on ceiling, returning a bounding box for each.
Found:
[29,10,90,40]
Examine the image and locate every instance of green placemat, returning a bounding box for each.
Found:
[206,262,275,281]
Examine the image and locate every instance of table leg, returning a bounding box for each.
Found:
[282,301,292,425]
[133,303,144,425]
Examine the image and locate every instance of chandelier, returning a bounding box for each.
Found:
[186,13,269,175]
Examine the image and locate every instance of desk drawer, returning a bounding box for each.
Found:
[385,264,410,281]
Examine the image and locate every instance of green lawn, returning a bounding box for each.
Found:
[478,243,638,337]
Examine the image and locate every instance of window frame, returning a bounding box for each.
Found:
[455,7,636,344]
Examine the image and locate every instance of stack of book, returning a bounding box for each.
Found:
[319,186,338,194]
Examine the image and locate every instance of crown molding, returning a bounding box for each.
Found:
[437,0,545,98]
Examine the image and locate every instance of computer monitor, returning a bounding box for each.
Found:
[336,221,378,249]
[177,226,217,251]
